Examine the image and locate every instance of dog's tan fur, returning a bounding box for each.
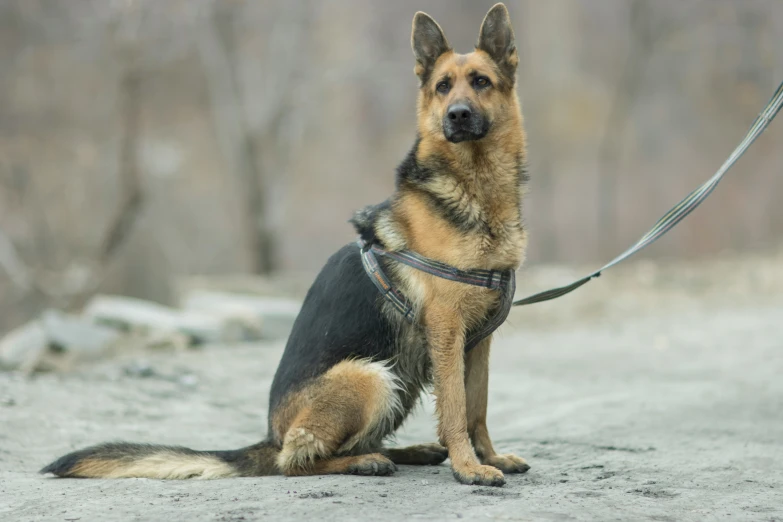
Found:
[70,453,239,480]
[274,359,403,474]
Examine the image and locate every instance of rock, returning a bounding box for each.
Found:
[0,319,48,372]
[82,295,231,345]
[177,374,199,388]
[123,360,156,378]
[180,290,301,341]
[176,298,264,342]
[135,329,191,352]
[0,310,124,373]
[41,310,121,355]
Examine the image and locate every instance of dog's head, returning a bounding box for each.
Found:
[412,3,519,145]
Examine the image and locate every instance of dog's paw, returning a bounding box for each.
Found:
[412,443,449,465]
[386,443,449,465]
[482,453,530,474]
[346,454,397,476]
[452,464,505,487]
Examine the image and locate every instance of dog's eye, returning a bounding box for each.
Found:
[474,76,491,88]
[436,81,450,94]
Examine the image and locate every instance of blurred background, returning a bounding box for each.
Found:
[1,0,782,334]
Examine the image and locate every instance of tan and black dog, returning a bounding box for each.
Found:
[42,3,529,487]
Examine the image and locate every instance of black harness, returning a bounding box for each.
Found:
[357,238,516,353]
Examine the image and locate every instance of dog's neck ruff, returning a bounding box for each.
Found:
[357,238,516,352]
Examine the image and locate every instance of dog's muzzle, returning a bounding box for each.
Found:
[443,103,489,143]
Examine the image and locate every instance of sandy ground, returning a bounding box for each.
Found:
[2,253,783,521]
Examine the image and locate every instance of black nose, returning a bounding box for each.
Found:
[447,104,472,122]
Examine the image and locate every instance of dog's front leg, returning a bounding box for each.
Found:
[425,305,505,487]
[465,338,530,474]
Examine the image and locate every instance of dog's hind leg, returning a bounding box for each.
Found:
[285,453,396,476]
[274,359,402,477]
[382,443,448,465]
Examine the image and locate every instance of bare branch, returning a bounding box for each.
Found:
[99,69,144,265]
[0,228,33,292]
[197,3,272,274]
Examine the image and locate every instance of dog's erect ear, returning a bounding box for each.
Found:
[476,3,518,80]
[411,12,451,84]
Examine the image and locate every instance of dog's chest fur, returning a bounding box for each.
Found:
[352,140,526,336]
[419,157,525,267]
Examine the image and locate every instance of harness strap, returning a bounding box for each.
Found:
[358,240,415,322]
[370,244,509,290]
[357,238,515,352]
[464,267,516,352]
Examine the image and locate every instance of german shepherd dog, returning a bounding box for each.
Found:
[42,3,528,487]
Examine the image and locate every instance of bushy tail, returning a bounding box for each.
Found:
[40,440,280,479]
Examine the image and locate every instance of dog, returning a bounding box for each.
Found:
[41,3,529,487]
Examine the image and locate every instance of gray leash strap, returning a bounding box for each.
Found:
[513,80,783,307]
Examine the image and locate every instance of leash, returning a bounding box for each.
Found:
[513,80,783,307]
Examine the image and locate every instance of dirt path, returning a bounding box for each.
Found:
[2,256,783,521]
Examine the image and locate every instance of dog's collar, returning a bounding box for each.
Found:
[357,238,516,352]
